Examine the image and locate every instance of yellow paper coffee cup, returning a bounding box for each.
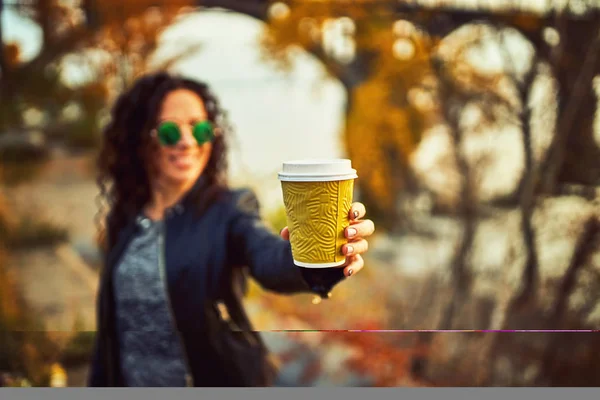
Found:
[278,159,358,268]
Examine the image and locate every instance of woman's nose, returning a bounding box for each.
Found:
[177,125,196,148]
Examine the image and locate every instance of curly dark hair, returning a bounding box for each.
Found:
[96,72,231,252]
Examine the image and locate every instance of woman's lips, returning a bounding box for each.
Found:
[168,153,196,169]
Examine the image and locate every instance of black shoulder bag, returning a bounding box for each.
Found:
[203,267,278,387]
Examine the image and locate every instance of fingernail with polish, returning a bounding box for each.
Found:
[347,269,353,277]
[346,245,354,255]
[347,228,357,238]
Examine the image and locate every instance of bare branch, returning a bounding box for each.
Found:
[431,56,476,330]
[0,0,8,78]
[197,0,269,20]
[539,25,600,193]
[151,42,204,72]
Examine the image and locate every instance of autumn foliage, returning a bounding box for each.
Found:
[259,3,440,227]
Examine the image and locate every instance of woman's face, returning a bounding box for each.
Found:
[151,89,213,188]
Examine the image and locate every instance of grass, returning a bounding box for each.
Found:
[0,198,71,385]
[0,190,69,249]
[0,162,48,187]
[58,313,96,368]
[0,192,67,385]
[0,247,59,387]
[0,158,81,386]
[0,145,50,186]
[60,120,101,150]
[60,331,96,368]
[0,201,85,386]
[65,127,100,150]
[2,215,69,249]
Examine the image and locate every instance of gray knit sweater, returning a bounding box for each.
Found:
[112,216,190,387]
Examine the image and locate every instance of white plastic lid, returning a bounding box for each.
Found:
[278,159,358,182]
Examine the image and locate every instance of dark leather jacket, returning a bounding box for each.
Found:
[88,181,345,387]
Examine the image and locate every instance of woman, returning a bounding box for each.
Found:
[89,72,375,387]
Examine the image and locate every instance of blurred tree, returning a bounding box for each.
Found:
[194,0,600,230]
[535,13,600,193]
[0,0,198,148]
[258,3,434,231]
[1,0,598,217]
[3,0,597,217]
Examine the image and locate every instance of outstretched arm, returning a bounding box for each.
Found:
[227,189,374,296]
[227,189,333,294]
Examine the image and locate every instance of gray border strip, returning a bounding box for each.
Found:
[1,388,600,399]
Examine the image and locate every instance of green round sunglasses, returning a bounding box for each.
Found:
[153,120,215,146]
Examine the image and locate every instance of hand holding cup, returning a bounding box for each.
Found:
[280,202,374,277]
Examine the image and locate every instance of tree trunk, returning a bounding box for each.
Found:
[540,18,600,193]
[0,0,19,130]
